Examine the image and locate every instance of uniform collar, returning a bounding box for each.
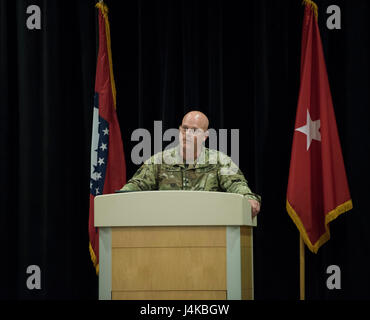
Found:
[170,145,208,169]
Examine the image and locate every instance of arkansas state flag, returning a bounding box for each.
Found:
[286,0,352,253]
[89,2,126,274]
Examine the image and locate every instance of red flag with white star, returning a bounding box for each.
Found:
[286,1,352,253]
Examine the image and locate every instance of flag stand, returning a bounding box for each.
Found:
[300,236,305,300]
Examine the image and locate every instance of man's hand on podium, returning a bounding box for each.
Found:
[248,199,261,217]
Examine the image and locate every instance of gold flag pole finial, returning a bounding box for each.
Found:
[96,0,108,16]
[302,0,318,20]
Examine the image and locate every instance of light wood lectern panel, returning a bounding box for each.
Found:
[94,191,256,300]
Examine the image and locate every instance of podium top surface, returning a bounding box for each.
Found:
[94,191,256,227]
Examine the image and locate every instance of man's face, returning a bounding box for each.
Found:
[179,118,207,162]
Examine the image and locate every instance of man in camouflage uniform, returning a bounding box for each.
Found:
[121,111,261,216]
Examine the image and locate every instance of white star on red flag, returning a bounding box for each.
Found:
[295,109,321,151]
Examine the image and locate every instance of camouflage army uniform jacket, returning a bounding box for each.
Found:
[121,146,261,202]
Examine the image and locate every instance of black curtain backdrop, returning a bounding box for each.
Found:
[0,0,369,300]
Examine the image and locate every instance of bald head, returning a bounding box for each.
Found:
[181,111,209,131]
[179,111,209,162]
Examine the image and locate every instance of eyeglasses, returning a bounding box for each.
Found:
[179,125,205,136]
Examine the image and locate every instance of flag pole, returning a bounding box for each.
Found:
[300,235,305,300]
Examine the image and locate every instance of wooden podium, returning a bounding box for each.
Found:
[94,191,257,300]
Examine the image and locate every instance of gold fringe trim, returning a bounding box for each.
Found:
[287,199,353,253]
[95,1,117,109]
[89,242,99,275]
[302,0,318,20]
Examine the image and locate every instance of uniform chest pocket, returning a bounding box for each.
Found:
[158,169,182,190]
[192,167,219,191]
